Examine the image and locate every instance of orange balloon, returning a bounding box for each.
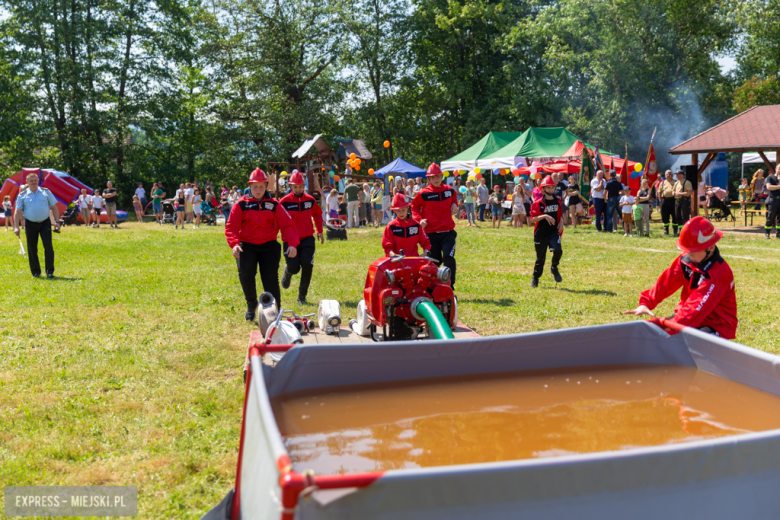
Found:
[350,153,357,160]
[333,175,341,182]
[368,168,375,175]
[355,158,361,165]
[354,164,360,171]
[383,140,390,148]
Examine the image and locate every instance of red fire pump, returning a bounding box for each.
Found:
[354,255,456,341]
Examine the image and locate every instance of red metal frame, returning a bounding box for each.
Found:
[653,317,687,333]
[231,343,384,520]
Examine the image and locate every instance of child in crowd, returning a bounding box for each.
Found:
[619,186,635,237]
[382,194,430,257]
[338,196,347,219]
[511,184,526,228]
[3,195,12,231]
[326,189,339,220]
[91,189,103,228]
[488,185,504,229]
[133,195,144,223]
[738,177,750,212]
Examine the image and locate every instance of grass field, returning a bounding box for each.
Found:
[1,215,779,518]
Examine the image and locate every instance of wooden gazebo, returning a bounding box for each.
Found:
[670,105,780,213]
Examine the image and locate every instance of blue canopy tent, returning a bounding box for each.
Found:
[373,157,427,179]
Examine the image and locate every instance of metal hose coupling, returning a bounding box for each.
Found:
[436,266,451,282]
[410,297,434,321]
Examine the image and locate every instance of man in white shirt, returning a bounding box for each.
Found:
[184,182,194,223]
[590,170,606,231]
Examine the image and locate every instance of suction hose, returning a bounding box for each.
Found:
[412,298,454,340]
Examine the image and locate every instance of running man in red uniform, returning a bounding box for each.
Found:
[279,170,323,304]
[383,193,431,257]
[225,168,299,321]
[411,164,458,288]
[529,175,564,287]
[623,216,738,339]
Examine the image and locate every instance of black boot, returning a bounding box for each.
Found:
[766,229,771,239]
[551,266,562,283]
[663,226,669,235]
[531,278,539,288]
[245,301,257,322]
[281,268,292,289]
[673,226,679,237]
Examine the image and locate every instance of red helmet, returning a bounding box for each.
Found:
[426,163,442,177]
[540,175,556,187]
[493,185,500,189]
[248,168,268,184]
[289,170,305,185]
[391,193,411,210]
[677,216,722,253]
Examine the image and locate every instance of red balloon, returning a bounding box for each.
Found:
[475,173,483,180]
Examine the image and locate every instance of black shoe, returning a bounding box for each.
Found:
[245,310,256,322]
[46,273,54,279]
[776,232,780,239]
[32,273,40,278]
[551,267,562,283]
[281,269,291,289]
[531,278,539,288]
[297,297,307,305]
[766,231,771,239]
[663,228,669,235]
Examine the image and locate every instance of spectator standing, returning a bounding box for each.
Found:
[636,178,652,237]
[13,172,61,277]
[619,186,635,237]
[371,181,383,227]
[476,178,489,222]
[413,178,422,194]
[192,188,203,228]
[604,171,623,233]
[673,170,693,236]
[566,175,584,228]
[489,185,504,229]
[151,183,165,225]
[78,189,92,227]
[326,189,340,219]
[658,170,676,235]
[103,181,119,228]
[175,183,186,229]
[511,184,526,228]
[91,189,103,228]
[184,182,194,223]
[344,179,361,228]
[532,177,543,202]
[590,170,606,231]
[133,195,144,223]
[464,179,477,226]
[763,165,780,239]
[358,183,369,227]
[135,183,147,210]
[738,178,750,212]
[3,195,13,231]
[405,179,415,199]
[698,179,709,218]
[751,169,765,210]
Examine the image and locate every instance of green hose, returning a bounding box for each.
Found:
[416,300,455,340]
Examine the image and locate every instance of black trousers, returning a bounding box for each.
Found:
[766,199,780,230]
[661,197,676,226]
[236,240,281,309]
[284,235,315,299]
[428,230,457,288]
[533,233,562,279]
[25,219,54,276]
[674,197,690,230]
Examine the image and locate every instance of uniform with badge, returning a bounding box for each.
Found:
[530,175,564,286]
[225,169,299,319]
[382,194,431,256]
[673,171,693,235]
[411,164,458,288]
[279,171,323,304]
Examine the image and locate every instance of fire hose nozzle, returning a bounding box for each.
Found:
[436,266,451,282]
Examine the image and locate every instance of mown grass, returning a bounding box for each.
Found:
[1,215,779,518]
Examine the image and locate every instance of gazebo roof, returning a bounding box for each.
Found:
[670,105,780,155]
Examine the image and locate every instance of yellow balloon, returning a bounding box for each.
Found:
[634,163,643,172]
[443,171,450,177]
[474,167,481,174]
[281,171,288,176]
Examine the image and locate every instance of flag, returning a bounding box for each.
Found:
[593,147,604,172]
[580,147,596,194]
[644,143,658,188]
[609,156,615,174]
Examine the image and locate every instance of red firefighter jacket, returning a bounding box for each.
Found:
[382,217,431,256]
[411,184,456,233]
[279,192,323,240]
[639,247,737,339]
[225,195,299,249]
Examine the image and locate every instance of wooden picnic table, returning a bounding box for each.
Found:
[731,201,767,227]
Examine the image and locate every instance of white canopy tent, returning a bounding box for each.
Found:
[742,152,776,179]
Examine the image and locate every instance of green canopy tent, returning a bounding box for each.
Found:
[440,132,523,173]
[479,127,582,171]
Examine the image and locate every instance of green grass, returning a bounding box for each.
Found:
[1,216,779,518]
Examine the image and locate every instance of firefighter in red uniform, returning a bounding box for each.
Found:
[623,216,738,339]
[411,164,459,288]
[279,171,323,304]
[530,175,564,287]
[382,193,431,257]
[225,168,299,321]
